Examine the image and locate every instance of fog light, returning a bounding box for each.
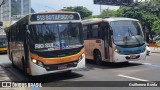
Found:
[37,61,44,67]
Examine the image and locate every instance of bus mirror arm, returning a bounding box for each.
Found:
[26,25,30,35]
[108,26,113,35]
[109,29,113,35]
[27,30,30,34]
[26,25,29,30]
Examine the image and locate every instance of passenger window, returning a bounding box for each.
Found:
[91,24,101,38]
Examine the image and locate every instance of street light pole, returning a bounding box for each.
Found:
[100,0,102,17]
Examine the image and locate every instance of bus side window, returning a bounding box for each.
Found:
[84,25,92,39]
[91,24,101,39]
[19,24,24,41]
[83,25,89,40]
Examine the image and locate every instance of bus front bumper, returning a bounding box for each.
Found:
[0,48,7,53]
[113,51,147,62]
[29,56,85,76]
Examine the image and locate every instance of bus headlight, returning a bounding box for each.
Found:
[115,49,119,53]
[32,59,44,67]
[32,59,37,64]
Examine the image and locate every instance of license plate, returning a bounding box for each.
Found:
[130,55,137,59]
[58,65,67,70]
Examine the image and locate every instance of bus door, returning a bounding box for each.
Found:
[83,24,93,59]
[101,22,110,60]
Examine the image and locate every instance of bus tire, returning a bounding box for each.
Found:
[94,50,103,65]
[22,57,27,73]
[11,52,15,67]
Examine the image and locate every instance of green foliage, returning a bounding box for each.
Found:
[100,9,118,18]
[83,15,101,19]
[62,6,92,19]
[61,1,160,41]
[153,19,160,32]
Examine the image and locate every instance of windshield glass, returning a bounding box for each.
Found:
[29,23,83,50]
[111,20,145,45]
[0,36,7,47]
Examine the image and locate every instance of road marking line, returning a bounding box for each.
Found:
[0,62,3,66]
[118,74,149,82]
[143,63,160,67]
[143,63,152,65]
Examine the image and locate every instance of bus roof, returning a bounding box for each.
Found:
[82,17,139,24]
[31,10,79,15]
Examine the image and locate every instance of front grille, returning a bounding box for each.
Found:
[122,50,143,55]
[44,60,78,71]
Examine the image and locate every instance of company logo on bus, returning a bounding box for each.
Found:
[30,13,80,21]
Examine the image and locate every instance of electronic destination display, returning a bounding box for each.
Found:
[30,13,80,21]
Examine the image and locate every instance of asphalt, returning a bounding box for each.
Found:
[0,54,31,90]
[0,47,159,90]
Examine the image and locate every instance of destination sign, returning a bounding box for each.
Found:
[30,13,80,21]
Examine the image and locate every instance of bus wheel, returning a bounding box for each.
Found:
[94,51,103,65]
[11,53,15,67]
[22,57,27,73]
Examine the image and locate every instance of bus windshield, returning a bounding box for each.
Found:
[0,36,7,47]
[29,23,83,50]
[111,20,145,46]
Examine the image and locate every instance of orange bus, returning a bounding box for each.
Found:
[6,11,85,76]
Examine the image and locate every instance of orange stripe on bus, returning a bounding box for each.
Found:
[30,48,84,65]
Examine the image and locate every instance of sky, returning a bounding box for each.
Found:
[31,0,119,15]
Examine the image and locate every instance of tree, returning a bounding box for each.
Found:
[62,6,92,19]
[117,5,159,42]
[153,19,160,33]
[100,9,118,18]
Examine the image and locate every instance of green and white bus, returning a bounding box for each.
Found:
[83,17,147,65]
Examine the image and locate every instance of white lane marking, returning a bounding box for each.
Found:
[143,63,152,65]
[143,63,160,67]
[118,74,149,82]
